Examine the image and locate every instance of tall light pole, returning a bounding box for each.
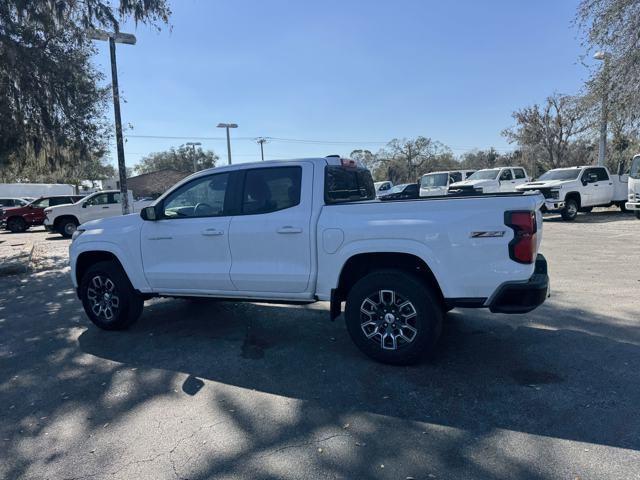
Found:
[594,51,609,167]
[185,142,202,172]
[255,137,268,161]
[88,29,136,214]
[216,123,238,165]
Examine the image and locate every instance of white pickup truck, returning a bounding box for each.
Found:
[626,155,640,219]
[516,165,629,221]
[419,170,475,197]
[449,167,530,194]
[44,190,150,237]
[69,157,549,365]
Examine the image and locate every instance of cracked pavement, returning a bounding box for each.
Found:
[1,211,639,479]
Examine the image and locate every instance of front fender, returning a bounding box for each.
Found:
[70,240,150,292]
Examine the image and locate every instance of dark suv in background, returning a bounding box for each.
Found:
[0,195,85,233]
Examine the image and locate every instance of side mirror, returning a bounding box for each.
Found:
[140,205,159,221]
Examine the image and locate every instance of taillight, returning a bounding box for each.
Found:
[505,211,537,264]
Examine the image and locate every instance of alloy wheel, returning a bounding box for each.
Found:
[359,290,418,350]
[86,275,120,321]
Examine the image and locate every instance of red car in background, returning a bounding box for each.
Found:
[0,195,85,233]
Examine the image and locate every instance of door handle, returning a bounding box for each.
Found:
[201,228,224,236]
[277,226,302,234]
[102,206,109,209]
[148,236,173,241]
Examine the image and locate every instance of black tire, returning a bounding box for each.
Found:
[58,217,78,238]
[79,260,144,330]
[345,270,443,365]
[561,198,579,221]
[617,202,628,213]
[7,217,27,233]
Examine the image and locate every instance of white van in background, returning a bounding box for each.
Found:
[419,170,475,197]
[449,167,530,194]
[625,154,640,219]
[374,181,393,197]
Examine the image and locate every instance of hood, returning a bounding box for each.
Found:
[517,179,570,190]
[449,179,494,188]
[80,212,143,231]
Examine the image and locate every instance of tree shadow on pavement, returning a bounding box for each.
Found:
[2,269,639,479]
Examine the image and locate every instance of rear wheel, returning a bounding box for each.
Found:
[7,217,27,233]
[561,198,579,221]
[345,270,443,365]
[80,261,143,330]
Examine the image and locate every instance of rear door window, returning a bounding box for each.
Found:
[594,168,609,181]
[241,166,302,215]
[325,166,375,204]
[514,168,526,179]
[450,172,462,183]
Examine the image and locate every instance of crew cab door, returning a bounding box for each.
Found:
[141,171,236,292]
[81,192,122,222]
[228,163,312,293]
[580,168,611,206]
[512,168,528,187]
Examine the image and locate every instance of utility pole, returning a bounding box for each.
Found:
[88,29,136,214]
[256,137,268,161]
[185,142,202,172]
[594,51,609,167]
[217,123,238,165]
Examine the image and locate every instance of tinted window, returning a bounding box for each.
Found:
[500,169,513,181]
[631,157,640,180]
[405,184,418,194]
[594,168,609,181]
[450,172,462,182]
[50,197,72,206]
[242,167,301,215]
[163,173,230,218]
[465,171,475,178]
[0,199,12,206]
[514,168,526,179]
[325,166,375,204]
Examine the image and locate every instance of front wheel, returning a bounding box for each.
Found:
[561,198,579,221]
[59,218,78,238]
[345,270,443,365]
[80,261,144,330]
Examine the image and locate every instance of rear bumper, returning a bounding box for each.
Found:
[488,254,549,314]
[626,202,640,211]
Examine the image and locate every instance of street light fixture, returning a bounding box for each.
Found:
[216,123,238,165]
[594,51,608,167]
[88,28,137,214]
[185,142,202,172]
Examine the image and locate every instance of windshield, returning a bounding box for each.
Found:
[630,156,640,180]
[467,169,499,180]
[420,173,448,187]
[538,169,581,181]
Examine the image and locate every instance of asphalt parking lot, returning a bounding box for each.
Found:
[1,211,639,480]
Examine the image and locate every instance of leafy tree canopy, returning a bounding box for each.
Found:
[135,146,218,174]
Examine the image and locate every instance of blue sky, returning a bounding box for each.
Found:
[93,0,591,168]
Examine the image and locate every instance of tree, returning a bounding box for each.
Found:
[503,94,590,170]
[376,137,457,184]
[577,0,640,120]
[460,148,502,170]
[135,146,219,174]
[0,1,171,182]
